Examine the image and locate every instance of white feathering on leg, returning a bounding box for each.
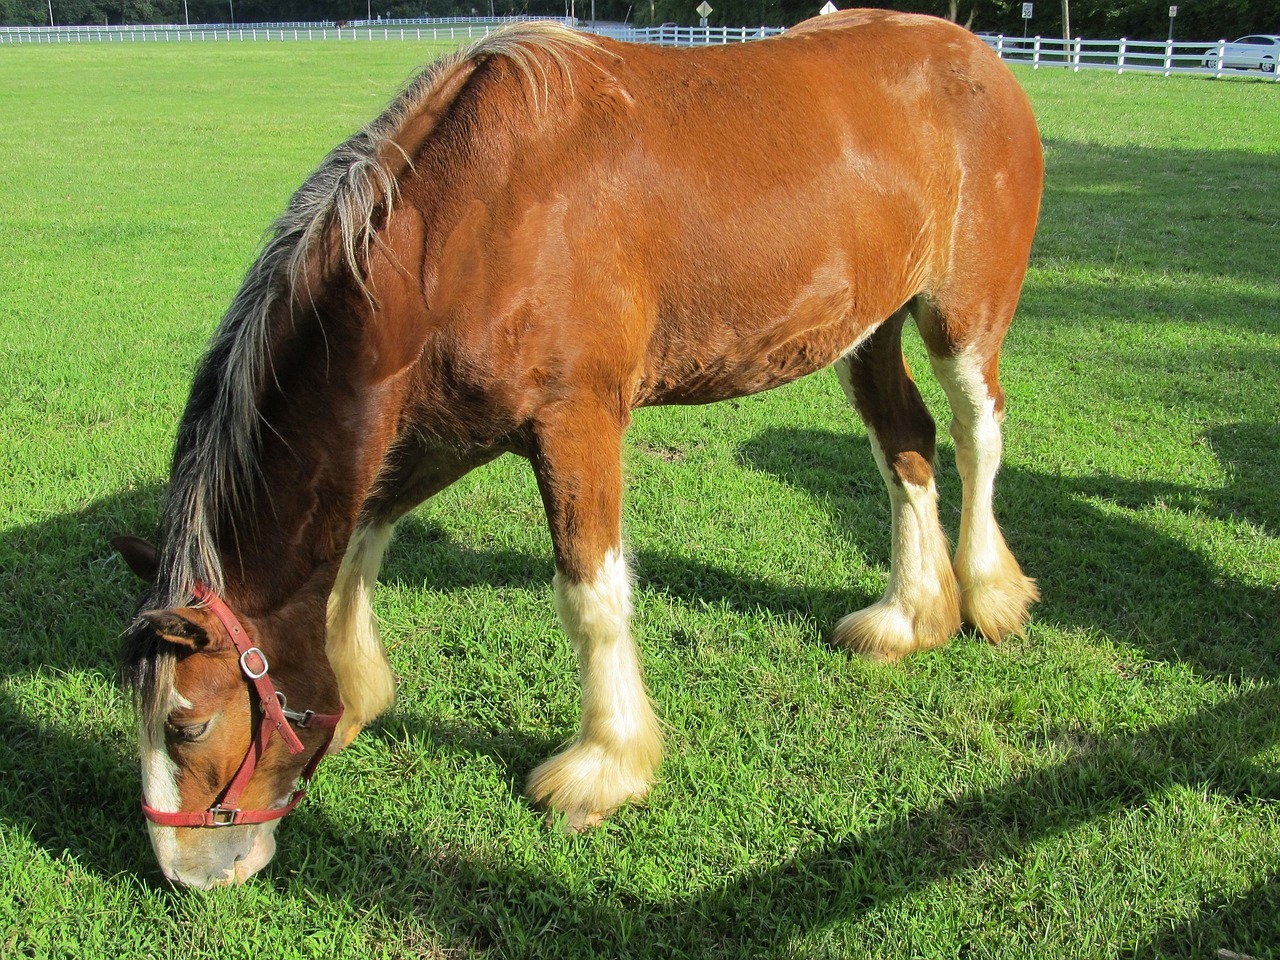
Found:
[527,548,662,830]
[930,351,1038,642]
[326,523,397,749]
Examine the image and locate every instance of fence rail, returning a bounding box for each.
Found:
[0,20,783,46]
[981,34,1280,80]
[1,17,1277,81]
[0,24,530,43]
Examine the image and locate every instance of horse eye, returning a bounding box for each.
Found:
[164,718,212,743]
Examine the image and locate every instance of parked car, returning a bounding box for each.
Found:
[1202,34,1280,72]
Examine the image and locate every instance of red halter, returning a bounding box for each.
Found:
[141,582,343,828]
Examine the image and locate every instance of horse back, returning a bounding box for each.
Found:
[376,14,1042,441]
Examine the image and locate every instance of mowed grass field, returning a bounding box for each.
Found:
[1,38,1278,959]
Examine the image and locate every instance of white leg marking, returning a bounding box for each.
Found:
[930,350,1038,641]
[326,523,397,749]
[527,548,662,830]
[829,411,961,659]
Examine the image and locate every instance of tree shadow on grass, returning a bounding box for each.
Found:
[283,680,1280,959]
[1034,139,1280,310]
[4,664,1276,956]
[1129,867,1280,959]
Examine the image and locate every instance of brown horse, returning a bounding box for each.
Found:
[114,11,1042,888]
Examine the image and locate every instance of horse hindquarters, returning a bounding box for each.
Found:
[827,33,1041,653]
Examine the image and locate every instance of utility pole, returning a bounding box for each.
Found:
[1061,0,1070,43]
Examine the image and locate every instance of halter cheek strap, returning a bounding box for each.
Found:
[141,582,343,828]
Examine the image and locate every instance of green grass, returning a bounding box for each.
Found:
[2,44,1279,959]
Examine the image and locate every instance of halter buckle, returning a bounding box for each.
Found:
[239,647,269,680]
[208,806,239,827]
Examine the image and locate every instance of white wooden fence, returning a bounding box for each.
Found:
[0,23,543,44]
[0,19,781,45]
[1,17,1276,82]
[982,34,1280,81]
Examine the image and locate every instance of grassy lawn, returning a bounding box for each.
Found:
[1,42,1278,959]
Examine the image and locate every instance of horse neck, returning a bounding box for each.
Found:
[185,282,400,624]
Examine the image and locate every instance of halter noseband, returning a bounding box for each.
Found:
[141,582,343,828]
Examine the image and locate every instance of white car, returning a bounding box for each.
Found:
[1203,34,1280,72]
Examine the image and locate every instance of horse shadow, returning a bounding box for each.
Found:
[2,430,1277,953]
[734,421,1280,682]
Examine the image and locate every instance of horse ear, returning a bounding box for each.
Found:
[112,535,160,583]
[139,608,216,651]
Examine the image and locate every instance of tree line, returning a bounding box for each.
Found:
[3,0,1274,44]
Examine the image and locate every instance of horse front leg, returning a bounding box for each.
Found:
[526,401,663,831]
[326,522,398,752]
[326,442,504,751]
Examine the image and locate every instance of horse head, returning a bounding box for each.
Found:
[114,536,342,888]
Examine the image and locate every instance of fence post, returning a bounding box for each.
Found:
[1033,35,1041,68]
[1118,37,1126,73]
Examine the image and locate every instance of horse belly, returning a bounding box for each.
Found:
[633,279,880,407]
[631,196,929,408]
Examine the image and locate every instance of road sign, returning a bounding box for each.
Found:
[819,1,838,13]
[1021,2,1032,17]
[696,1,711,17]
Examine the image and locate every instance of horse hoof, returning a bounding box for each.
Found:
[526,738,658,830]
[960,572,1039,644]
[831,596,961,661]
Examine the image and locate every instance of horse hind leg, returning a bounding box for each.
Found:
[525,402,662,831]
[916,299,1038,643]
[831,308,963,660]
